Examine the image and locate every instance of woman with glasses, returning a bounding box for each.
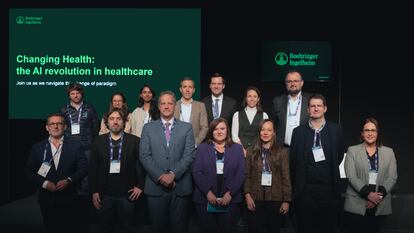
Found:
[344,117,398,233]
[99,92,131,135]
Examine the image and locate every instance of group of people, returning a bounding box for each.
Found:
[26,71,397,233]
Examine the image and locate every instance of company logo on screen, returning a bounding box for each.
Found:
[16,16,43,25]
[274,52,288,66]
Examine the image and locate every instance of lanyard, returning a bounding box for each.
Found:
[310,121,325,148]
[212,143,225,161]
[261,149,271,172]
[288,95,301,116]
[43,143,61,163]
[109,134,124,161]
[367,149,379,172]
[68,104,83,125]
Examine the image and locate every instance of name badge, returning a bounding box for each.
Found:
[71,123,80,135]
[37,162,51,177]
[261,171,272,186]
[369,171,378,185]
[216,160,224,174]
[287,116,299,126]
[312,147,326,162]
[110,160,121,174]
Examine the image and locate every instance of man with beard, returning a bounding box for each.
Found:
[89,108,145,233]
[272,70,312,147]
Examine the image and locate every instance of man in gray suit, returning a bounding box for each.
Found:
[272,70,311,146]
[174,77,208,146]
[140,90,196,233]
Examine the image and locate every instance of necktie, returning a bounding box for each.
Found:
[164,122,171,143]
[314,132,321,147]
[214,98,220,119]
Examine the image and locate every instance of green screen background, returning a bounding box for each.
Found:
[9,8,201,119]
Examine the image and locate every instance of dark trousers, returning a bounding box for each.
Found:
[147,193,190,233]
[96,195,135,233]
[344,211,386,233]
[246,201,282,233]
[195,203,241,233]
[40,196,78,233]
[295,185,340,233]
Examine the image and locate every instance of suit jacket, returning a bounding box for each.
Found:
[344,144,397,216]
[174,100,209,146]
[192,142,246,204]
[139,119,195,196]
[89,133,144,194]
[25,139,88,205]
[272,92,311,144]
[244,147,292,202]
[201,95,238,125]
[130,107,147,138]
[289,121,345,199]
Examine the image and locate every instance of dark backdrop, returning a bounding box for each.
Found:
[3,1,413,204]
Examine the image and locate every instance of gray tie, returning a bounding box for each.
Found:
[214,98,220,119]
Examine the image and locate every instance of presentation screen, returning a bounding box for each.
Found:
[9,8,201,119]
[261,41,332,82]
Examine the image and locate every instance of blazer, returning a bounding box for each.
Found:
[289,121,345,198]
[192,142,246,204]
[201,95,238,125]
[139,119,195,196]
[272,92,311,144]
[244,147,292,202]
[89,133,144,194]
[25,139,88,205]
[130,107,147,138]
[344,144,397,216]
[174,100,209,146]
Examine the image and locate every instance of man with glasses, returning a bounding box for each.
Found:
[26,113,87,233]
[272,70,312,147]
[289,94,346,233]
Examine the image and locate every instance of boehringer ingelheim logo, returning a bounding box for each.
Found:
[16,16,25,24]
[275,52,288,66]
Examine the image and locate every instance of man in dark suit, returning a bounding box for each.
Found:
[89,108,144,233]
[140,91,195,233]
[26,113,88,233]
[201,73,238,126]
[272,70,311,146]
[289,94,345,233]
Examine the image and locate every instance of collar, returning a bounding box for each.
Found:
[180,98,193,105]
[211,94,223,102]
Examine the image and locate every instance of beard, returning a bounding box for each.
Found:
[109,124,124,134]
[289,89,300,95]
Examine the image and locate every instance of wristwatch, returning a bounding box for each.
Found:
[66,177,73,184]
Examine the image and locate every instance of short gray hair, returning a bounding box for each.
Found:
[158,90,176,104]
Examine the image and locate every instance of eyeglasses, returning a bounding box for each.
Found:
[285,80,302,84]
[48,122,65,127]
[363,129,377,133]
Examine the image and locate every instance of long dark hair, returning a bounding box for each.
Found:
[251,119,282,161]
[137,84,160,121]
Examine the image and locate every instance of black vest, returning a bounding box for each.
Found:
[238,110,263,149]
